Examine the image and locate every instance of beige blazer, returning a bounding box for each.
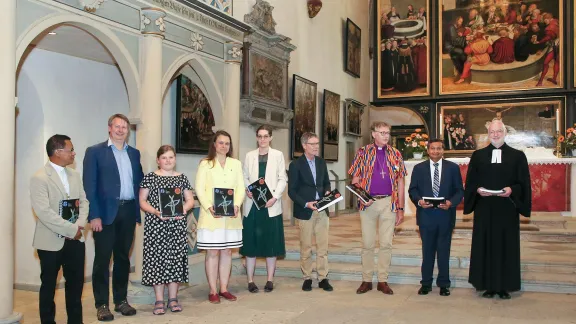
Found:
[243,148,287,217]
[30,162,89,251]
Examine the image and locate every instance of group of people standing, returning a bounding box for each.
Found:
[30,113,531,324]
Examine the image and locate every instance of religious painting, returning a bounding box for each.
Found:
[439,0,563,95]
[321,90,340,162]
[344,98,365,137]
[345,18,362,77]
[251,53,284,103]
[175,74,215,154]
[438,97,564,157]
[291,75,317,159]
[376,0,430,99]
[197,0,233,15]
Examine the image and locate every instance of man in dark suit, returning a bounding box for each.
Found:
[408,139,463,296]
[83,114,143,321]
[288,132,333,292]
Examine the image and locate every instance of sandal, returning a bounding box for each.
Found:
[167,298,182,312]
[153,301,165,315]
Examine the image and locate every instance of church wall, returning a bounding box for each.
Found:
[233,0,372,212]
[15,48,132,287]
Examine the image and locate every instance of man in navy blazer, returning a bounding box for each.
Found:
[83,114,143,321]
[408,139,463,297]
[288,132,333,292]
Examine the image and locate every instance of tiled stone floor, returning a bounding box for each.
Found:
[14,276,576,324]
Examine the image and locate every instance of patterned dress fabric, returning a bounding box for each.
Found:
[140,172,192,286]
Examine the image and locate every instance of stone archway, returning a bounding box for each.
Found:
[16,13,140,117]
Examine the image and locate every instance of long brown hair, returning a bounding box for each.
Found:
[203,130,233,168]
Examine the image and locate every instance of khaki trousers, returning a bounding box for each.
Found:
[298,210,329,280]
[359,197,396,282]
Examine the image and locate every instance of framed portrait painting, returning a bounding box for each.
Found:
[321,90,341,162]
[345,18,362,77]
[437,97,565,157]
[175,74,216,154]
[344,98,365,137]
[439,0,563,96]
[291,74,317,159]
[375,0,430,99]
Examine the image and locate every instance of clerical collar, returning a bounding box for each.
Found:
[376,144,386,151]
[491,149,502,163]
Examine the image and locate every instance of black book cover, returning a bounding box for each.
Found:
[213,188,235,216]
[316,189,344,212]
[423,197,446,208]
[158,188,185,217]
[59,199,80,223]
[345,184,375,204]
[247,178,273,210]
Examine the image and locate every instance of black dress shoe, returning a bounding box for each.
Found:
[418,286,432,295]
[248,282,259,293]
[264,281,274,292]
[439,287,450,296]
[318,279,333,291]
[302,279,313,291]
[497,291,511,299]
[482,291,496,298]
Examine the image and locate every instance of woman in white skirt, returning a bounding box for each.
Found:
[195,130,245,303]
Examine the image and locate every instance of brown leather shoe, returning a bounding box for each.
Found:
[356,281,373,294]
[377,282,394,295]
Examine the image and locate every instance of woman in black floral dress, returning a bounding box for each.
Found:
[139,145,195,315]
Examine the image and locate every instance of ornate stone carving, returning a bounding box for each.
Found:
[307,0,322,18]
[80,0,107,13]
[141,8,166,37]
[244,0,277,35]
[225,42,243,63]
[240,1,297,129]
[191,32,205,51]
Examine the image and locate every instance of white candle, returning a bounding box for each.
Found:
[557,108,560,131]
[439,113,443,136]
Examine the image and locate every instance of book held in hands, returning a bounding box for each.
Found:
[247,177,273,210]
[315,189,344,212]
[158,187,185,217]
[59,199,80,223]
[345,184,374,204]
[214,188,235,216]
[479,188,506,195]
[422,197,446,208]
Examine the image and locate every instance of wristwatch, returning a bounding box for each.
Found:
[398,207,404,211]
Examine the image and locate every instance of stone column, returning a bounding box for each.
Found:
[223,42,243,158]
[129,7,165,304]
[0,0,22,323]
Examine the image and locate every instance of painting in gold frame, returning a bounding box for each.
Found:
[437,97,564,157]
[376,0,430,99]
[439,0,563,96]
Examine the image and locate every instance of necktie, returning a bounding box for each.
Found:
[433,163,440,197]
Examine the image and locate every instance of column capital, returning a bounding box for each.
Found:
[141,7,166,38]
[225,41,243,64]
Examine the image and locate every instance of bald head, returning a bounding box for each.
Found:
[488,119,506,147]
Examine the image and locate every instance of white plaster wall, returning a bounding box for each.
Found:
[232,0,372,212]
[15,48,131,286]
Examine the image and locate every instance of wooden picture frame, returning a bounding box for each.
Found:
[291,74,317,159]
[437,96,565,157]
[321,90,341,162]
[344,98,365,137]
[438,0,564,96]
[175,74,216,154]
[345,18,362,77]
[375,0,430,99]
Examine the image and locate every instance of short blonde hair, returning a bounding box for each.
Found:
[371,121,391,131]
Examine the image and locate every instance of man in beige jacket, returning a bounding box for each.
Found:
[30,134,89,324]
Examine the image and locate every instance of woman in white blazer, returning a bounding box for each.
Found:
[241,125,287,293]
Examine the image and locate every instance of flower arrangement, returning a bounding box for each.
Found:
[404,129,429,155]
[559,124,576,151]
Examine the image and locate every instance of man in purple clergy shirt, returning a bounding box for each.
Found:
[348,121,407,295]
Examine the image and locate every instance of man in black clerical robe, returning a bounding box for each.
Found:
[464,119,531,299]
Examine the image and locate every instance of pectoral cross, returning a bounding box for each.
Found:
[380,169,386,179]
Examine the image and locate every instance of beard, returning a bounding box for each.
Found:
[490,138,505,147]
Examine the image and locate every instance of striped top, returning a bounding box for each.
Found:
[348,143,407,211]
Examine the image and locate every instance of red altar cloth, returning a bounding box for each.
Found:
[457,164,570,212]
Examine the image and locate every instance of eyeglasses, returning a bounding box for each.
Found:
[489,129,504,135]
[373,131,390,136]
[57,148,75,153]
[306,142,320,146]
[257,135,270,139]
